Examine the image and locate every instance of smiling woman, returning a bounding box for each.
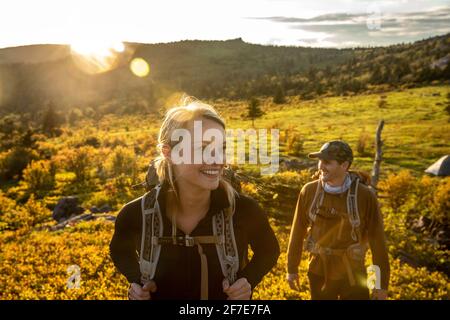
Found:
[109,98,280,300]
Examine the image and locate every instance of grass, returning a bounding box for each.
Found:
[213,85,450,176]
[1,85,449,300]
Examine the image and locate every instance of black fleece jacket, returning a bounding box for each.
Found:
[109,184,280,300]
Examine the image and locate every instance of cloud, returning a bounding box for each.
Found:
[247,7,450,47]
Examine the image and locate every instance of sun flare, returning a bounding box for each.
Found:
[70,40,124,57]
[69,40,125,74]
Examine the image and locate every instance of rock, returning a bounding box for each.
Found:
[52,196,85,223]
[279,158,316,171]
[398,250,420,268]
[90,206,100,214]
[99,204,113,213]
[50,213,94,231]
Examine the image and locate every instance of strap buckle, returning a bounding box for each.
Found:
[185,235,195,247]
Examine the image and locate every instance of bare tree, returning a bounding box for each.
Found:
[371,119,385,193]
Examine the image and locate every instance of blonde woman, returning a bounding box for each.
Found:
[110,99,280,300]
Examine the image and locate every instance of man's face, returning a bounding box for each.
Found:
[318,158,348,183]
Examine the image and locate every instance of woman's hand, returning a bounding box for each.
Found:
[128,280,157,300]
[371,289,388,300]
[286,273,300,291]
[223,278,252,300]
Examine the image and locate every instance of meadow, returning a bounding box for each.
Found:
[0,85,449,299]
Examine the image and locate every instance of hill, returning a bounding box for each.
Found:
[0,34,449,116]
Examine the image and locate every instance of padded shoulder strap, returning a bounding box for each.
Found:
[346,177,361,242]
[139,185,163,283]
[213,210,239,284]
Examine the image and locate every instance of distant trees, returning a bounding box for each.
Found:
[370,64,383,84]
[0,34,448,117]
[273,86,286,104]
[245,97,264,127]
[42,103,63,135]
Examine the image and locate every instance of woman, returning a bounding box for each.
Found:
[109,99,280,300]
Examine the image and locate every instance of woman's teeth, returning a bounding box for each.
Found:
[201,169,220,176]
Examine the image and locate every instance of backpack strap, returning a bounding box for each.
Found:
[307,177,361,240]
[308,181,325,223]
[346,177,361,242]
[139,185,163,283]
[154,233,227,300]
[213,210,239,285]
[139,185,239,300]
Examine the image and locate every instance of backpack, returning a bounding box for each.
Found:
[138,184,239,300]
[304,171,371,290]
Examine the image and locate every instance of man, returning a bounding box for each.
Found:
[286,140,390,300]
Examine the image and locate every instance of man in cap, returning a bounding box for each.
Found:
[286,140,390,300]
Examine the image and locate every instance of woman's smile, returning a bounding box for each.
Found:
[199,167,222,179]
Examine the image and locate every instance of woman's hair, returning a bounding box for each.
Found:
[154,97,236,216]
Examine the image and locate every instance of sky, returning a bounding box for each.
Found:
[1,0,449,49]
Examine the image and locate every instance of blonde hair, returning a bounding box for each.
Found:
[154,97,236,216]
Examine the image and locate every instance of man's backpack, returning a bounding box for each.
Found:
[304,171,372,290]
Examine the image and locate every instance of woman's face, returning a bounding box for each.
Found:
[171,117,226,192]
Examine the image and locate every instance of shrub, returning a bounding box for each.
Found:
[22,194,52,226]
[105,146,139,182]
[430,177,450,223]
[22,160,57,196]
[0,147,38,181]
[286,133,304,157]
[0,191,34,231]
[379,170,415,211]
[356,129,371,156]
[57,146,97,182]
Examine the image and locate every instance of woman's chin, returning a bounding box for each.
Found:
[198,175,220,190]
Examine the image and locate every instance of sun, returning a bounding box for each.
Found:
[70,40,125,74]
[70,40,124,57]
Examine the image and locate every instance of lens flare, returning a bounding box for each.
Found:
[130,58,150,77]
[70,40,125,74]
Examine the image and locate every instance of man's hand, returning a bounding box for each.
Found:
[286,273,300,291]
[223,278,252,300]
[371,289,388,300]
[128,280,157,300]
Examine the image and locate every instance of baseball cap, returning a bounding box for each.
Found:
[308,140,353,163]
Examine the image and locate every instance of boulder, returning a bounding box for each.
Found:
[52,196,85,223]
[99,204,113,213]
[90,206,101,214]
